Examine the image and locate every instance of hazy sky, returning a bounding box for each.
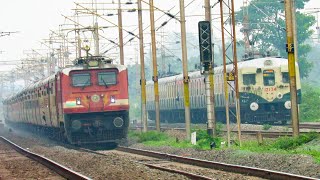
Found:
[0,0,319,70]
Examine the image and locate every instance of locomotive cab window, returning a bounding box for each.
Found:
[263,70,275,86]
[282,72,289,83]
[72,73,91,87]
[98,72,117,86]
[243,74,256,85]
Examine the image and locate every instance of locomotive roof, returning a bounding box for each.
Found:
[61,63,127,75]
[4,63,127,102]
[147,57,294,85]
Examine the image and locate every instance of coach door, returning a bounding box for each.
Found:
[55,74,63,124]
[48,81,58,127]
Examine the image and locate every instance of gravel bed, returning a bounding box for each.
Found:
[0,127,188,180]
[128,128,320,178]
[1,125,319,179]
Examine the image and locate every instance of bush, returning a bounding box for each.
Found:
[272,132,319,150]
[216,122,224,135]
[262,124,272,130]
[194,129,222,150]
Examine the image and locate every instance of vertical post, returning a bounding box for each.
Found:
[93,22,100,56]
[118,0,125,65]
[220,0,231,147]
[138,0,148,132]
[231,0,242,146]
[180,0,191,140]
[149,0,160,131]
[77,30,82,58]
[204,0,216,137]
[284,0,299,137]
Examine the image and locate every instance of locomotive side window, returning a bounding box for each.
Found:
[282,72,289,83]
[98,72,117,86]
[263,70,275,86]
[243,74,256,85]
[72,73,91,87]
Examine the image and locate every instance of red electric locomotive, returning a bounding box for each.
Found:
[3,56,129,144]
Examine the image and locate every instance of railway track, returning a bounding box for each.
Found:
[117,147,315,180]
[131,125,320,138]
[78,147,214,180]
[80,146,317,180]
[290,123,320,130]
[0,136,91,180]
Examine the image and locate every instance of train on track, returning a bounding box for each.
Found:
[3,56,129,144]
[146,57,301,125]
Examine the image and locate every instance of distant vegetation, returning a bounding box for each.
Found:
[299,83,320,122]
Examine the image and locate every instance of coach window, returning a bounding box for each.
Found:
[282,72,289,83]
[263,70,275,86]
[72,73,91,87]
[98,72,117,86]
[243,74,256,85]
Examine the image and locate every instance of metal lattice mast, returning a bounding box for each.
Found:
[219,0,242,147]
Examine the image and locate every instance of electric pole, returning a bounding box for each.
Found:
[180,0,191,140]
[138,0,148,132]
[149,0,160,131]
[204,0,216,137]
[284,0,299,137]
[118,0,125,65]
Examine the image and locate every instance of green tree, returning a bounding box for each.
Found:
[299,83,320,121]
[236,0,315,78]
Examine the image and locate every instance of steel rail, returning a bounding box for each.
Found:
[290,124,320,129]
[141,163,212,180]
[117,146,318,180]
[0,136,91,180]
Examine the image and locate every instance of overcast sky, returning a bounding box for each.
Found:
[0,0,319,70]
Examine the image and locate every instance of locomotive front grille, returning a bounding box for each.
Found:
[69,129,128,144]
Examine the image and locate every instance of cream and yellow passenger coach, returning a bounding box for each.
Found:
[146,57,301,124]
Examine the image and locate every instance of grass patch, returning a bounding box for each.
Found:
[128,131,169,143]
[272,132,319,150]
[235,132,320,163]
[128,130,320,163]
[128,129,222,150]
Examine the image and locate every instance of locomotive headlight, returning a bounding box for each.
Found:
[250,102,259,111]
[110,95,116,103]
[76,97,81,105]
[284,101,291,109]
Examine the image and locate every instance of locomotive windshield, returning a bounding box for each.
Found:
[263,70,275,86]
[72,73,91,87]
[243,74,256,85]
[98,72,117,86]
